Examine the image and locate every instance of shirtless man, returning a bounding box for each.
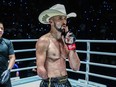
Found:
[36,4,80,87]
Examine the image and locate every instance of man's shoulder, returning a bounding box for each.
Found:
[2,38,11,44]
[36,34,50,46]
[3,38,10,41]
[36,34,50,48]
[38,33,50,41]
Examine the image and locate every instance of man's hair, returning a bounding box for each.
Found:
[0,21,3,25]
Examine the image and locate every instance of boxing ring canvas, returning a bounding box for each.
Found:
[10,39,116,87]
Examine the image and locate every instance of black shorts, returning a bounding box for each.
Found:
[40,75,72,87]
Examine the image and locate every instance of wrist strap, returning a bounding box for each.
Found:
[67,43,76,50]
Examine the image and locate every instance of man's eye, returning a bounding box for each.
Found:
[59,16,67,20]
[1,28,4,30]
[59,17,62,20]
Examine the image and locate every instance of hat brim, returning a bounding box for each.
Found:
[38,9,77,24]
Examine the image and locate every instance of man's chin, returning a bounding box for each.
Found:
[0,35,2,37]
[57,28,63,33]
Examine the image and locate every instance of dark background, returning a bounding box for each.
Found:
[0,0,116,87]
[0,0,116,40]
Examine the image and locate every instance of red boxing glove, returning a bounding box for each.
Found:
[67,43,76,50]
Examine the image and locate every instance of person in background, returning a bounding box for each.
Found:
[27,61,37,77]
[11,63,19,77]
[0,22,16,87]
[36,4,80,87]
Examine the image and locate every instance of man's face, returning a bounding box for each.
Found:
[51,15,67,33]
[0,23,4,38]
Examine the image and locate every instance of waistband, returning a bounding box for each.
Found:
[44,75,68,83]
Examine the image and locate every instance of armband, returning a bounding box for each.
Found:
[67,43,76,50]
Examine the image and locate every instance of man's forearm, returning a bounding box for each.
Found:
[37,67,48,79]
[68,50,80,71]
[8,55,15,70]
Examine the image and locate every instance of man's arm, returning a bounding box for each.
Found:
[64,30,80,71]
[8,40,16,70]
[1,41,16,84]
[36,37,49,79]
[8,54,16,70]
[68,50,80,71]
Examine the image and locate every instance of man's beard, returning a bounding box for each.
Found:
[54,22,64,33]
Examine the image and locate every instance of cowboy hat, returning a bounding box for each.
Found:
[38,4,77,24]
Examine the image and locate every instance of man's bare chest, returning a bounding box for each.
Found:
[47,39,67,60]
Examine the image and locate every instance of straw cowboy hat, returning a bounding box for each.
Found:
[38,4,77,24]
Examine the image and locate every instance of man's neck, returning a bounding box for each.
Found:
[50,31,62,40]
[0,37,3,43]
[50,29,62,40]
[0,37,2,39]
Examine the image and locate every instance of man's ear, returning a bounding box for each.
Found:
[49,20,52,24]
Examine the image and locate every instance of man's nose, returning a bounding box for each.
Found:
[62,20,67,24]
[62,22,67,26]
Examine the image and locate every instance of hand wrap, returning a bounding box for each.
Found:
[64,31,76,50]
